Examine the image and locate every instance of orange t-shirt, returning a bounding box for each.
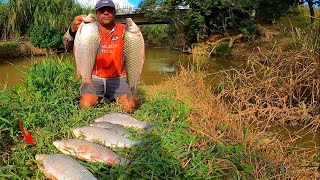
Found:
[93,23,126,78]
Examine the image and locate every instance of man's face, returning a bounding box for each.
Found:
[96,6,116,26]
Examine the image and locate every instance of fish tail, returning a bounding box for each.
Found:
[119,158,132,166]
[127,87,139,101]
[133,139,148,146]
[128,158,135,165]
[144,124,158,130]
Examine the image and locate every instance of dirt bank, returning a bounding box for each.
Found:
[0,40,55,58]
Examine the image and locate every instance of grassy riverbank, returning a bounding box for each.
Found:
[0,41,19,57]
[0,9,319,178]
[0,40,319,179]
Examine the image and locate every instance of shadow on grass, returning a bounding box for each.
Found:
[80,131,185,179]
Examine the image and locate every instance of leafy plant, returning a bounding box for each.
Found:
[140,25,170,46]
[28,25,64,49]
[2,0,89,40]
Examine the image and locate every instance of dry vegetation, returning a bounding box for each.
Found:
[141,24,320,178]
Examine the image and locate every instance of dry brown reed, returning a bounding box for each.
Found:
[140,23,320,178]
[142,47,319,178]
[216,49,320,131]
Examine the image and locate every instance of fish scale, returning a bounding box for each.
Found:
[35,154,97,180]
[72,126,144,148]
[53,139,130,166]
[89,122,128,136]
[123,18,145,89]
[94,112,155,130]
[74,14,100,89]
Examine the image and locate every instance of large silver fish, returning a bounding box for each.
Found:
[35,154,97,180]
[123,18,145,89]
[89,122,128,136]
[74,14,100,91]
[53,139,130,166]
[72,126,144,148]
[94,113,155,130]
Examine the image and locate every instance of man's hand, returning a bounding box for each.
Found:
[71,15,87,33]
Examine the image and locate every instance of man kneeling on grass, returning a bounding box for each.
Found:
[63,0,139,113]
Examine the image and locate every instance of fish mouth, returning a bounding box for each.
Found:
[35,154,47,161]
[126,18,133,26]
[72,128,86,139]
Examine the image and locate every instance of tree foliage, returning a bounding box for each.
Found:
[139,0,307,46]
[0,3,8,38]
[28,25,64,49]
[1,0,90,46]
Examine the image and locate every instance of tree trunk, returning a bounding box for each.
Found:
[306,0,315,24]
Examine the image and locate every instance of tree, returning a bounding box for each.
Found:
[139,0,305,46]
[292,0,320,24]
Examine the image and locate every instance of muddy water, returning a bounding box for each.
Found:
[267,125,320,152]
[0,48,319,150]
[0,48,234,89]
[0,56,41,89]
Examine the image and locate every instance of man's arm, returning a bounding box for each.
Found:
[63,28,76,52]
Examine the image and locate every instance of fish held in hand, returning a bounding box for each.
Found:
[35,153,97,180]
[53,139,130,166]
[90,122,128,136]
[72,126,144,148]
[94,113,156,130]
[74,13,100,92]
[124,18,145,98]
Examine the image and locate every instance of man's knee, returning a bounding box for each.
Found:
[80,94,98,108]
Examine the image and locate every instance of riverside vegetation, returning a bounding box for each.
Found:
[0,0,320,179]
[0,22,319,179]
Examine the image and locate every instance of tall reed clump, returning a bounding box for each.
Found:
[2,0,89,40]
[287,23,320,53]
[215,27,320,131]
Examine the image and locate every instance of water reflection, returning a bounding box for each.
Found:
[0,48,235,89]
[0,57,32,89]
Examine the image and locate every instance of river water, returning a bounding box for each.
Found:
[0,48,233,89]
[0,47,319,149]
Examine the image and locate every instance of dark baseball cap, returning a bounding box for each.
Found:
[95,0,115,10]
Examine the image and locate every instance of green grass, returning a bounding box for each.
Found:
[0,57,261,179]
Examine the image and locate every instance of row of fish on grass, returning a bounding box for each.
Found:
[35,113,156,180]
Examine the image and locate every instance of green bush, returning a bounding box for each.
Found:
[215,43,232,55]
[239,20,257,40]
[28,25,64,49]
[140,25,170,46]
[256,0,298,23]
[140,0,299,45]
